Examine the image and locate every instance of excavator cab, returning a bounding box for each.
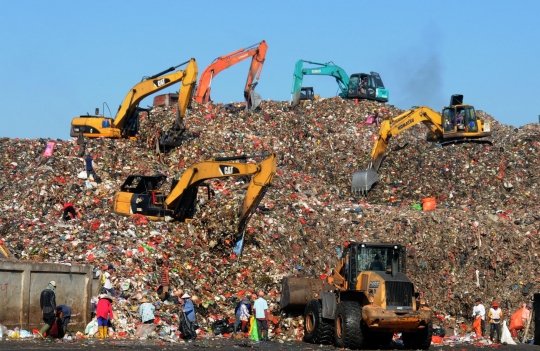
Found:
[438,95,488,139]
[115,174,206,220]
[347,72,389,102]
[300,87,315,101]
[442,106,479,133]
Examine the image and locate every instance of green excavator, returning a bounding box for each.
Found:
[290,60,389,107]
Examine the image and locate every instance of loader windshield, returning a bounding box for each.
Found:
[356,246,404,273]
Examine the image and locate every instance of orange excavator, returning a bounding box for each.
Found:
[194,40,268,110]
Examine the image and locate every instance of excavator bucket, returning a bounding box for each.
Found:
[351,169,379,195]
[159,116,185,147]
[247,89,262,111]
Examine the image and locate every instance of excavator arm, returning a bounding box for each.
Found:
[113,154,277,255]
[164,154,276,214]
[70,58,198,139]
[352,99,491,194]
[351,107,445,194]
[291,60,350,107]
[368,107,444,171]
[194,40,268,109]
[243,41,268,110]
[159,58,199,147]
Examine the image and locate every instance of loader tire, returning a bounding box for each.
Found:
[303,299,334,344]
[402,322,433,350]
[334,301,364,350]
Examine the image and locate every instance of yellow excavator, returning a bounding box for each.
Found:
[280,242,433,349]
[113,153,277,254]
[70,58,198,147]
[352,94,492,194]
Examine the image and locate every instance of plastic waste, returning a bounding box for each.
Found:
[11,327,20,338]
[500,320,516,345]
[136,324,155,339]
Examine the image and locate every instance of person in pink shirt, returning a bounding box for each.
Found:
[96,294,114,338]
[522,303,532,326]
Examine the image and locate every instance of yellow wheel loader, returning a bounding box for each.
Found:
[281,242,433,350]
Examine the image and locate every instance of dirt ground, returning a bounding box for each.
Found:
[0,337,538,351]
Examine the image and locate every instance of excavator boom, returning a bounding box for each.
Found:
[113,154,277,255]
[352,95,491,194]
[194,40,268,110]
[291,60,349,107]
[70,59,198,139]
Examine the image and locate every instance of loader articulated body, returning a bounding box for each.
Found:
[281,242,433,350]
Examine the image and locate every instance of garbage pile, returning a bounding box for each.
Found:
[1,96,540,341]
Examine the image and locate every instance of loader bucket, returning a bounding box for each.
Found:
[280,276,324,311]
[351,169,379,195]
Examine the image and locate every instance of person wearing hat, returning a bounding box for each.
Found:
[487,301,503,343]
[61,201,81,221]
[472,298,486,337]
[138,296,155,324]
[180,293,197,339]
[234,296,252,333]
[181,293,196,322]
[96,294,114,339]
[39,280,57,337]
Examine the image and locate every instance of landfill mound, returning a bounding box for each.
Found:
[1,97,540,339]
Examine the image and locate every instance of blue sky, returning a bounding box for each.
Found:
[1,1,539,140]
